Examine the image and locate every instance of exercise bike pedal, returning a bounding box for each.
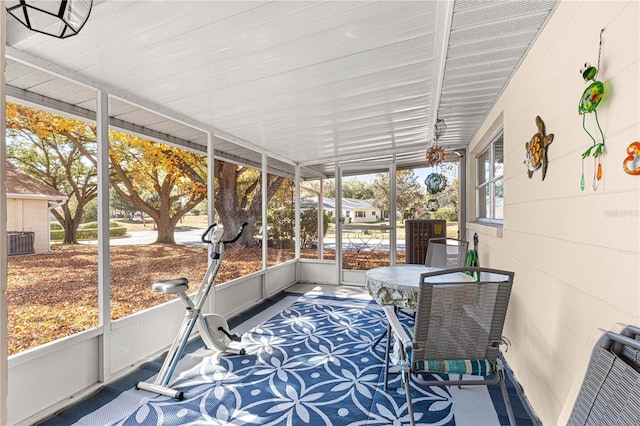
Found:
[199,314,246,355]
[217,326,242,342]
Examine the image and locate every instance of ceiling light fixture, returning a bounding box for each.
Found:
[6,0,93,39]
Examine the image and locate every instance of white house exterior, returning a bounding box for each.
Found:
[6,163,67,254]
[302,197,381,223]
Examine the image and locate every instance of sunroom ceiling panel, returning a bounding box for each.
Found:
[6,0,558,168]
[34,80,93,105]
[213,137,264,171]
[111,8,434,101]
[5,59,96,113]
[107,98,208,150]
[436,0,557,148]
[108,99,142,118]
[186,58,432,119]
[88,4,433,100]
[5,60,55,89]
[58,90,97,109]
[6,0,437,165]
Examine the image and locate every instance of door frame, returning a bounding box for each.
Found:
[335,158,397,285]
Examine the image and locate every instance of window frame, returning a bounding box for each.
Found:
[475,131,504,225]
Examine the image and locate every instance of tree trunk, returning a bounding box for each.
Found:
[62,221,78,245]
[215,161,256,247]
[217,208,254,247]
[154,213,176,244]
[52,204,82,245]
[214,160,285,248]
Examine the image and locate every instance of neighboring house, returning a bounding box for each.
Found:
[301,197,381,223]
[5,162,67,255]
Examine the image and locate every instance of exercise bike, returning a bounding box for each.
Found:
[136,222,248,400]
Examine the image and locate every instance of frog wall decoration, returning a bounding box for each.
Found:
[524,116,554,180]
[579,29,607,191]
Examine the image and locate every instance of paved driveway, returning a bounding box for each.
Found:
[82,227,207,247]
[85,229,406,252]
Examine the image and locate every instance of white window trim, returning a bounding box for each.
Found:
[475,131,504,226]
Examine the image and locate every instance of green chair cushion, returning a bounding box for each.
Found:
[402,323,496,376]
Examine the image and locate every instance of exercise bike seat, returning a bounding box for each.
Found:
[152,278,189,294]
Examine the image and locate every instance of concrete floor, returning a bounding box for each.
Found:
[286,282,373,300]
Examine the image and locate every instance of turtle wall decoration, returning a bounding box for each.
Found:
[524,116,554,180]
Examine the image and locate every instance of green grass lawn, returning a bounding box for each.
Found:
[113,214,209,232]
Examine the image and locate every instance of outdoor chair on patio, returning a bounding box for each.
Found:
[372,237,470,350]
[395,237,470,321]
[566,325,640,426]
[425,237,469,269]
[383,266,516,426]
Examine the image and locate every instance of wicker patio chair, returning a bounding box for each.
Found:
[425,237,469,269]
[383,267,516,426]
[567,327,640,426]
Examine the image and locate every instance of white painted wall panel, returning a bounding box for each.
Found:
[215,275,263,319]
[110,300,186,374]
[343,269,366,286]
[465,1,640,423]
[299,261,337,284]
[8,335,99,425]
[265,263,296,296]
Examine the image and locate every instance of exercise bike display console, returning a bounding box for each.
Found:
[136,222,248,400]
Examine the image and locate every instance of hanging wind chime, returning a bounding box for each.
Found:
[425,119,448,212]
[579,28,607,191]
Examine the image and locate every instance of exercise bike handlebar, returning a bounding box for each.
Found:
[201,222,248,245]
[223,222,248,244]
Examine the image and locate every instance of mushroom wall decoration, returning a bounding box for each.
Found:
[623,142,640,175]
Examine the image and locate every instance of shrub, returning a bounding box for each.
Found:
[79,220,122,229]
[429,208,458,222]
[267,209,294,243]
[50,221,127,240]
[300,208,329,248]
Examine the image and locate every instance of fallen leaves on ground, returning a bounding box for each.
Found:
[6,245,400,355]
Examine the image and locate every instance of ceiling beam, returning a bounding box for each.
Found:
[6,85,207,154]
[429,0,454,146]
[6,85,301,178]
[5,47,296,167]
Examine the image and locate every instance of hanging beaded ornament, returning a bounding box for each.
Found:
[425,173,447,195]
[427,198,440,212]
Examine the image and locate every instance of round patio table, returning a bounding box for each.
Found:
[365,265,474,310]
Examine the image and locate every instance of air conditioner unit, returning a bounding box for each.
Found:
[7,232,35,256]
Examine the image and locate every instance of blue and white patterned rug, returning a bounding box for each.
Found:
[40,294,538,425]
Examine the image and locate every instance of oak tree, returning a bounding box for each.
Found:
[6,103,97,244]
[213,161,284,247]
